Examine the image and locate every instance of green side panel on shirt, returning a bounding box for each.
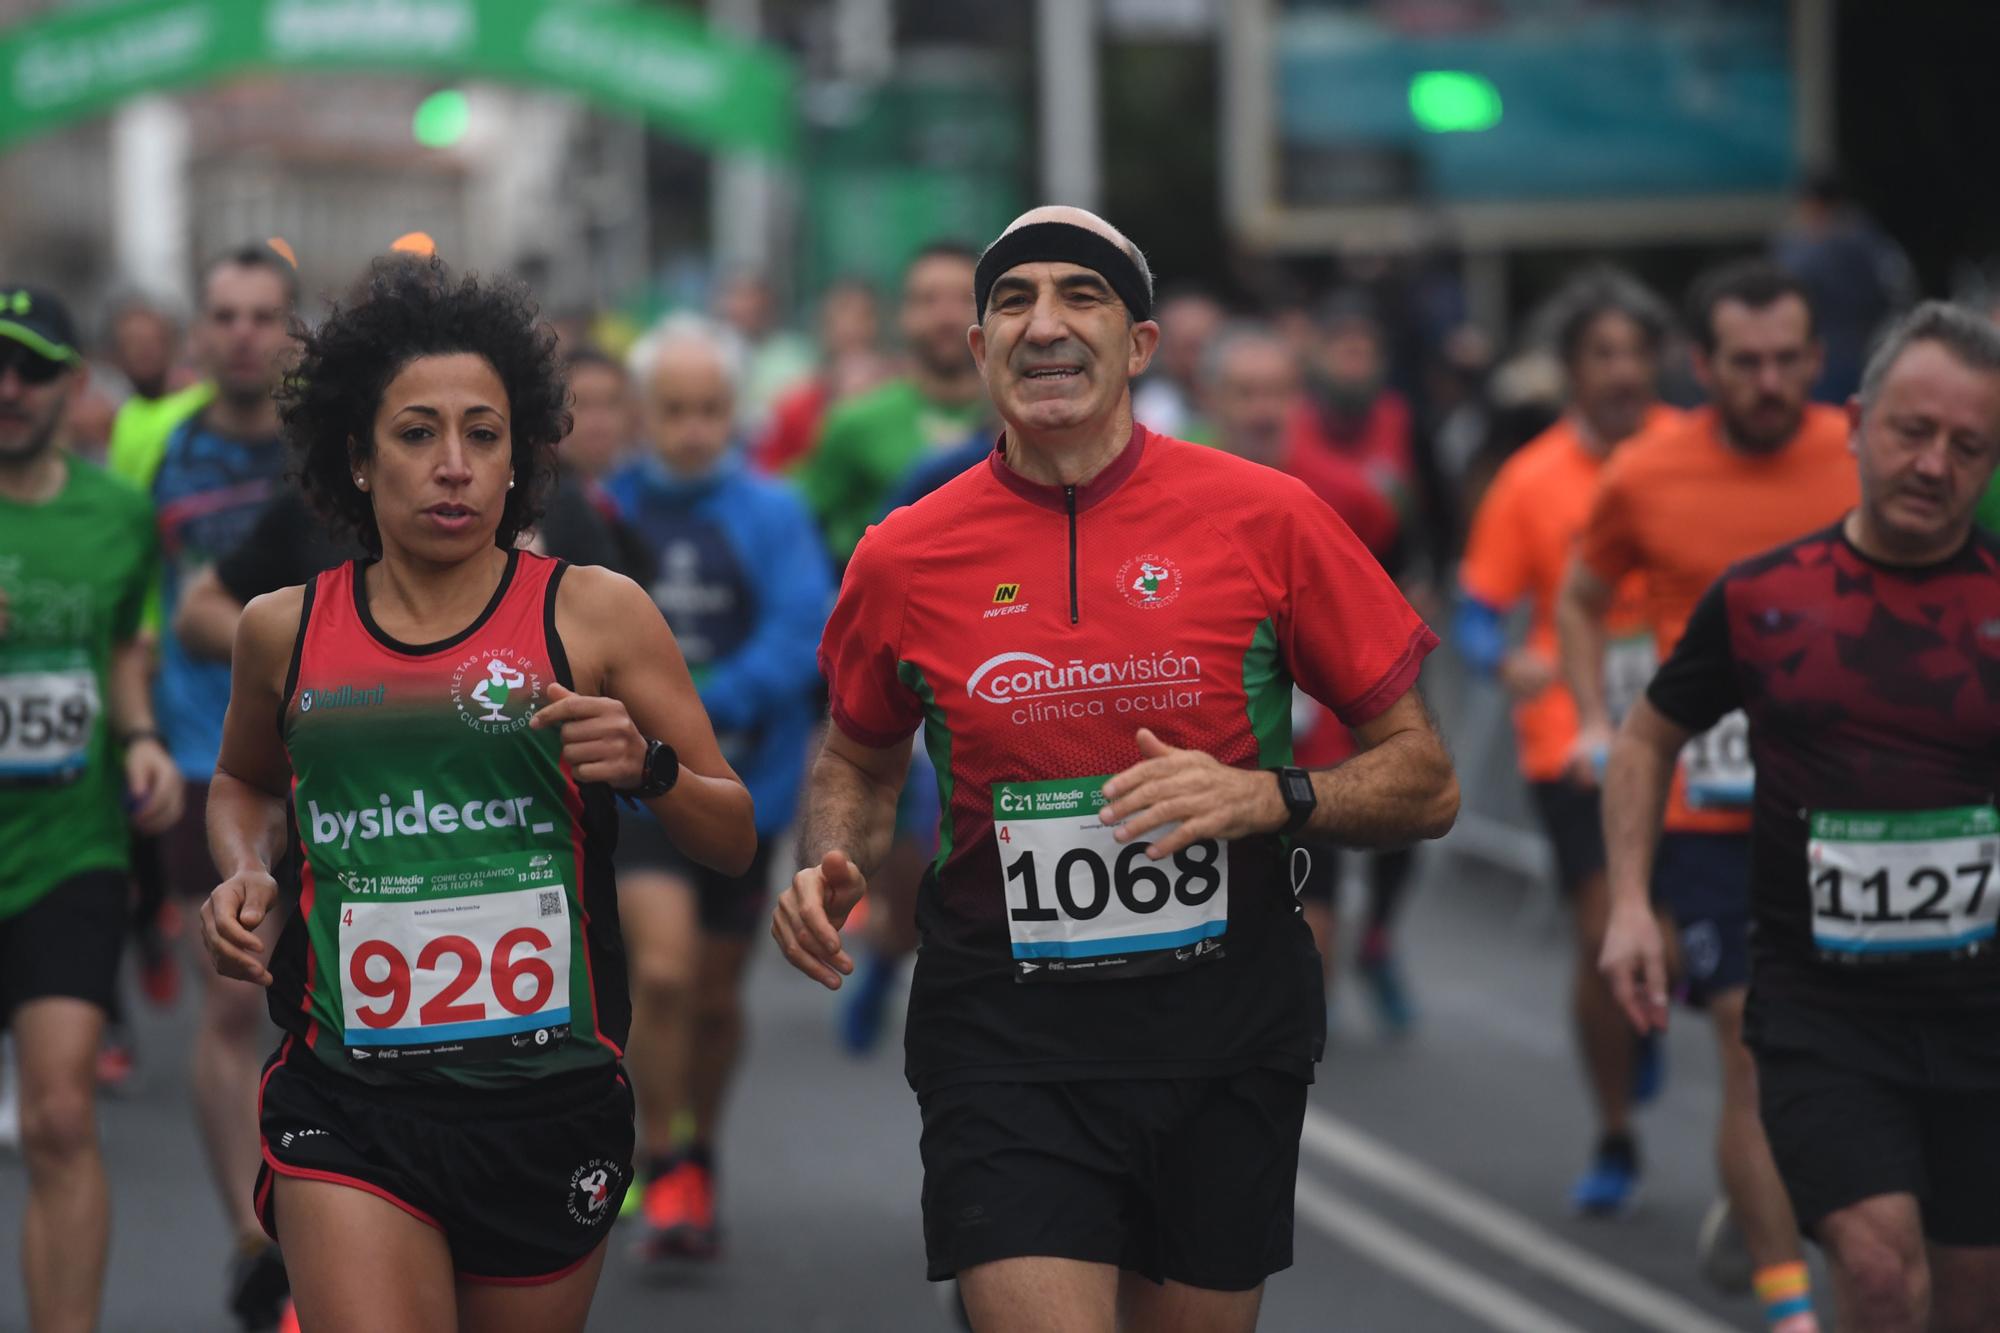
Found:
[1242,616,1293,770]
[898,660,956,875]
[0,460,160,917]
[1978,470,2000,537]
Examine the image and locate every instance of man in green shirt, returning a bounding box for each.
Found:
[0,285,179,1332]
[796,242,988,563]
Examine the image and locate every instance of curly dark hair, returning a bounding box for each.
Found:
[279,255,570,555]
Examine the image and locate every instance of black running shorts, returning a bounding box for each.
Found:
[615,814,774,937]
[918,1070,1308,1290]
[1528,780,1607,894]
[255,1037,635,1282]
[0,869,128,1024]
[1753,998,2000,1246]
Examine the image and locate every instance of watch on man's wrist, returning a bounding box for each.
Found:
[628,738,680,799]
[1271,765,1316,835]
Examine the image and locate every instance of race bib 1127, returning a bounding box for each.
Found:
[994,776,1227,982]
[1808,806,2000,963]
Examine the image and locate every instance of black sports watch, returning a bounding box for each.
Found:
[627,738,680,800]
[1271,765,1317,835]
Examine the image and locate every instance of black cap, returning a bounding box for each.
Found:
[0,285,81,364]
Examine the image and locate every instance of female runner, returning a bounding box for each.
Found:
[200,256,756,1332]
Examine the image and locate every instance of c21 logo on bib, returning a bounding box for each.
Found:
[451,649,543,733]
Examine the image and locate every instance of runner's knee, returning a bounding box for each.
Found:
[21,1080,96,1167]
[1831,1234,1927,1329]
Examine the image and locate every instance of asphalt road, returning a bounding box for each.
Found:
[0,843,1792,1332]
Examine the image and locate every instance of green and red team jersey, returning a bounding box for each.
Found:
[822,426,1436,1091]
[270,551,627,1090]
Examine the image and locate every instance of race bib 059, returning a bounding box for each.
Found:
[1808,806,2000,963]
[994,776,1227,982]
[337,853,573,1067]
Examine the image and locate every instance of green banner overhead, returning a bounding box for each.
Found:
[0,0,794,156]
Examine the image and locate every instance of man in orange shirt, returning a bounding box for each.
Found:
[1560,262,1854,1333]
[1459,268,1677,1217]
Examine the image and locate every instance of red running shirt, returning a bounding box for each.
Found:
[821,426,1435,1090]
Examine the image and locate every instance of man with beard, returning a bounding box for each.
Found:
[110,242,302,1330]
[1558,261,1853,1332]
[797,242,987,567]
[0,285,178,1333]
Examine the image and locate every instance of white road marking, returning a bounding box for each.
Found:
[1300,1107,1745,1333]
[1294,1172,1591,1333]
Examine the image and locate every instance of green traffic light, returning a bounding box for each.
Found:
[1408,71,1501,134]
[413,90,471,148]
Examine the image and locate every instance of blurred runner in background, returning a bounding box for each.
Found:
[0,284,177,1333]
[1561,261,1853,1328]
[608,316,833,1265]
[110,242,303,1331]
[1458,267,1681,1216]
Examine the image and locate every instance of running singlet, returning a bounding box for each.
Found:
[1647,524,2000,1015]
[1576,406,1856,832]
[270,552,627,1089]
[822,427,1436,1091]
[0,460,156,918]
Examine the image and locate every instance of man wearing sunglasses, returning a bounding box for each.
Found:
[0,285,180,1332]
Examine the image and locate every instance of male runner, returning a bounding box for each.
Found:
[1558,261,1853,1328]
[607,317,832,1261]
[1459,268,1679,1214]
[795,242,986,564]
[0,285,178,1333]
[110,242,300,1328]
[1603,301,2000,1333]
[773,206,1457,1333]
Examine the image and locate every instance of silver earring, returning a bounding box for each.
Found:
[354,475,365,488]
[507,479,515,490]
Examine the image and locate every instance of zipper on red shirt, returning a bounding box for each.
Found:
[1065,484,1079,624]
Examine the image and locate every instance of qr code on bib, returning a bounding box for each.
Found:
[539,890,563,918]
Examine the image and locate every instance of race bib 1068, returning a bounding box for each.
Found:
[1808,806,2000,963]
[337,854,573,1067]
[994,776,1227,982]
[1682,710,1754,810]
[0,646,98,787]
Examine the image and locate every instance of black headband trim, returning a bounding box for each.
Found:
[974,222,1153,322]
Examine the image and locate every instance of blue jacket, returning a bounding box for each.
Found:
[607,452,832,835]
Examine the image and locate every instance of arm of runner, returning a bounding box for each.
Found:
[107,633,182,836]
[1599,696,1690,1034]
[1099,687,1458,857]
[543,563,757,876]
[1601,579,1743,1032]
[202,588,301,987]
[773,726,914,990]
[172,565,244,664]
[1554,555,1618,784]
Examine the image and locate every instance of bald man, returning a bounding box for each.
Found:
[772,206,1458,1332]
[605,317,835,1265]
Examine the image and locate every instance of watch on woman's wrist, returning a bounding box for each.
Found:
[627,738,680,799]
